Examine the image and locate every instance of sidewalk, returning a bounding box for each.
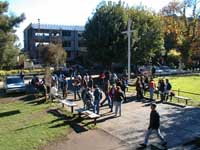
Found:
[40,129,130,150]
[61,92,200,149]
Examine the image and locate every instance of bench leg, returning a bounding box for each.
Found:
[186,100,188,105]
[94,118,97,125]
[71,106,74,113]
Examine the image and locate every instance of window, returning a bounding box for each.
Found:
[62,31,71,36]
[62,41,71,47]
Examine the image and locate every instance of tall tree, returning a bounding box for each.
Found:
[84,1,164,67]
[128,8,164,65]
[0,1,25,69]
[84,1,127,67]
[161,0,200,64]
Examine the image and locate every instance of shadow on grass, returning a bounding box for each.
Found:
[47,109,88,133]
[0,110,20,118]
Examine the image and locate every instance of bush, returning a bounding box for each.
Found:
[0,69,45,81]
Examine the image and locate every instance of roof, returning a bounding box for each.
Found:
[31,23,85,31]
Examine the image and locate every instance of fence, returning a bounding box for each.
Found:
[172,89,200,106]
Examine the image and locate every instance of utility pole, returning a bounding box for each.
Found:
[122,19,134,81]
[38,18,40,63]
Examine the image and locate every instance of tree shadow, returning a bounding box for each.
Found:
[47,108,88,133]
[159,106,200,148]
[0,110,20,118]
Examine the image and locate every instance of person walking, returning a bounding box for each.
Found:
[100,79,111,106]
[93,85,102,114]
[140,103,167,148]
[114,86,125,117]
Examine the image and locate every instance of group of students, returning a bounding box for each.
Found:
[135,76,172,102]
[74,72,127,117]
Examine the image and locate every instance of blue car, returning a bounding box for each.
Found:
[3,76,26,94]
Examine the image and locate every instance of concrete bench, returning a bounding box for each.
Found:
[173,96,192,105]
[59,100,77,113]
[76,108,100,125]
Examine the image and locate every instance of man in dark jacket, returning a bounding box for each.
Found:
[140,103,167,148]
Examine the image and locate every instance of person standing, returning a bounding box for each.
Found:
[114,86,125,117]
[136,77,143,100]
[88,75,94,90]
[149,78,156,101]
[73,76,81,100]
[109,84,117,112]
[62,76,68,99]
[93,85,102,114]
[159,79,165,103]
[164,79,172,102]
[140,103,167,148]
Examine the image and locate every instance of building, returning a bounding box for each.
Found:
[24,23,86,63]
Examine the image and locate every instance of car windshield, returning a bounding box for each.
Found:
[7,78,23,84]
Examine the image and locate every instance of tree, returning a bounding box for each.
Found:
[84,1,164,67]
[39,43,67,68]
[128,8,164,65]
[0,1,25,69]
[161,0,200,64]
[84,1,127,67]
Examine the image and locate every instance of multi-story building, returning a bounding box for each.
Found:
[24,23,86,63]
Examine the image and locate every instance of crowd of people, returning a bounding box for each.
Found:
[72,71,128,117]
[135,76,172,103]
[28,70,173,147]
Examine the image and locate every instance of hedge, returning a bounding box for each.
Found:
[0,69,45,81]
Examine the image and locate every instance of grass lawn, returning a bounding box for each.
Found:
[0,96,70,150]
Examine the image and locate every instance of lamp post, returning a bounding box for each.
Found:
[38,18,40,63]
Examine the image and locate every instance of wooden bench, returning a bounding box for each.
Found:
[59,100,77,113]
[173,96,192,105]
[76,108,100,125]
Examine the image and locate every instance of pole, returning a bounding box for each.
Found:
[128,19,131,81]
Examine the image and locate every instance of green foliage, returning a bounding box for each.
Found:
[0,1,25,69]
[161,0,200,64]
[0,69,45,81]
[84,1,164,66]
[166,49,181,67]
[84,1,127,67]
[128,8,164,65]
[39,44,67,67]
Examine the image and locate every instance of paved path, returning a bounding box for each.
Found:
[63,92,200,149]
[41,129,130,150]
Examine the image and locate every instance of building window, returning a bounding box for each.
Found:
[78,41,86,47]
[62,31,71,36]
[63,41,71,47]
[78,32,82,37]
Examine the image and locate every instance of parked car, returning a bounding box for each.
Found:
[3,76,26,94]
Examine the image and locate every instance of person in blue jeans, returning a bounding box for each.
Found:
[140,103,167,148]
[114,86,125,117]
[93,85,102,114]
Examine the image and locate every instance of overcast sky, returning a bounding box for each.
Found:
[5,0,174,48]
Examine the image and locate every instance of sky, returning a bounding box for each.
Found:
[5,0,174,48]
